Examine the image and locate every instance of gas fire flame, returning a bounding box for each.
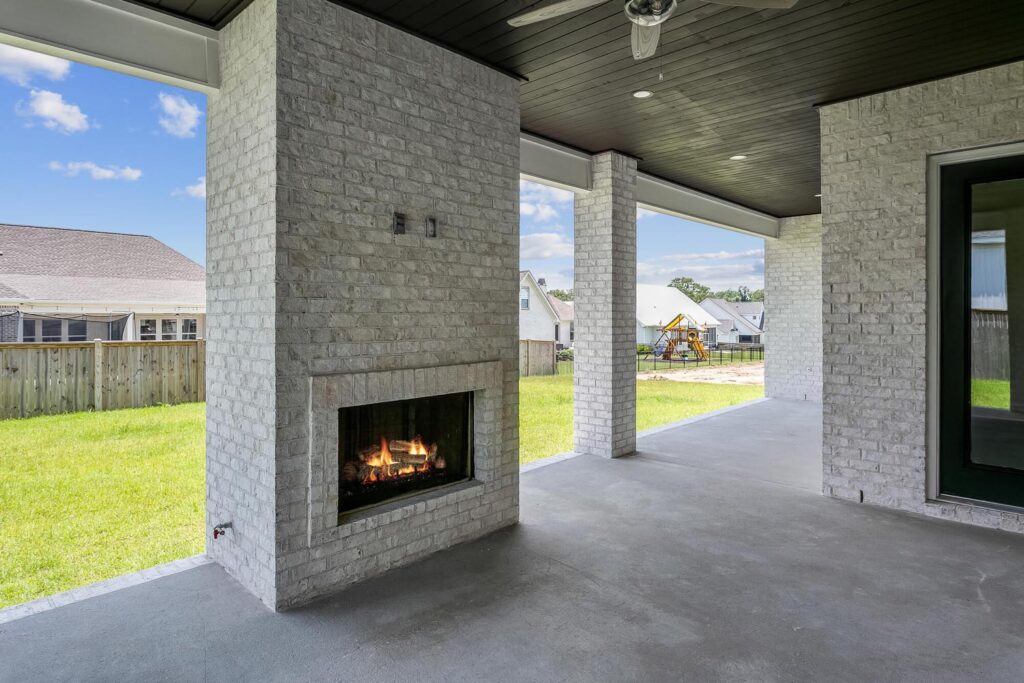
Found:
[356,435,441,485]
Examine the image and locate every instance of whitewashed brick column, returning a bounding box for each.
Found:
[574,152,637,458]
[764,214,823,402]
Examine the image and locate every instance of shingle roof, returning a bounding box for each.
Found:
[546,294,574,321]
[636,284,719,329]
[0,224,205,305]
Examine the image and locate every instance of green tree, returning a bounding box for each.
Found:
[548,288,574,302]
[737,286,752,302]
[750,289,764,302]
[668,277,712,303]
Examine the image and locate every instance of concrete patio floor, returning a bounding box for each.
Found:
[3,399,1024,682]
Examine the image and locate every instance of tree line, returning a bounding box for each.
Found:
[546,279,763,304]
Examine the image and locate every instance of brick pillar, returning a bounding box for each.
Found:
[574,152,637,458]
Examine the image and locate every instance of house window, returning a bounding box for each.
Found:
[569,322,574,343]
[181,319,198,340]
[67,320,87,342]
[161,319,178,340]
[22,319,37,342]
[555,323,560,341]
[41,320,62,342]
[140,319,157,341]
[520,287,530,310]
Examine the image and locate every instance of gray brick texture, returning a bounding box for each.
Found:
[820,61,1024,534]
[206,0,280,609]
[209,0,522,610]
[765,214,823,402]
[573,152,637,458]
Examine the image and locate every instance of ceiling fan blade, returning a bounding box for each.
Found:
[631,22,661,60]
[507,0,609,27]
[701,0,799,8]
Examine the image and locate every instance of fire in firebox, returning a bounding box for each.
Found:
[342,436,448,485]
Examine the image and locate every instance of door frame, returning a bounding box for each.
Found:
[926,140,1024,509]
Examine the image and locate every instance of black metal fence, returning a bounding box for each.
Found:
[554,345,764,376]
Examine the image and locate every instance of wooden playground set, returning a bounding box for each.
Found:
[642,313,711,362]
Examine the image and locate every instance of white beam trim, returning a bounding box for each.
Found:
[519,133,781,238]
[636,173,780,239]
[520,132,592,193]
[0,0,220,93]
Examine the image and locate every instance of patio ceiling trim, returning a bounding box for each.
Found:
[521,132,780,239]
[0,0,220,93]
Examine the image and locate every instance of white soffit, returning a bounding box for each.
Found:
[0,0,220,92]
[520,134,780,239]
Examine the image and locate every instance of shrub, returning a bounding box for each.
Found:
[556,348,574,361]
[637,344,652,356]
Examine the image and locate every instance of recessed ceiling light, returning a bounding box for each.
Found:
[633,90,653,99]
[814,193,822,198]
[729,155,748,161]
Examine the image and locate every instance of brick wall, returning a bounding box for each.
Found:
[820,61,1024,533]
[271,0,521,608]
[574,152,637,458]
[206,0,280,608]
[765,214,822,402]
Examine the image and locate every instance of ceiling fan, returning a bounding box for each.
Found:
[508,0,799,60]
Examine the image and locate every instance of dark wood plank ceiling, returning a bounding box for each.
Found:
[132,0,1024,217]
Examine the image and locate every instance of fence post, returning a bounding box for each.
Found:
[197,339,206,402]
[93,339,104,411]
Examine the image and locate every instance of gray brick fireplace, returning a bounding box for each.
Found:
[206,0,521,610]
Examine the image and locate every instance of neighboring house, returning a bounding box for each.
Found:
[547,293,574,349]
[519,270,559,343]
[0,224,205,343]
[700,298,765,345]
[972,230,1007,310]
[636,284,719,346]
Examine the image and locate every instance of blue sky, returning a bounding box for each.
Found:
[520,179,765,292]
[0,45,763,288]
[0,45,207,264]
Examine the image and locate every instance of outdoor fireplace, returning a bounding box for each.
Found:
[338,392,473,513]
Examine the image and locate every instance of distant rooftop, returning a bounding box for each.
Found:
[0,224,205,306]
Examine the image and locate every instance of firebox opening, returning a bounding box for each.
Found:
[339,391,473,515]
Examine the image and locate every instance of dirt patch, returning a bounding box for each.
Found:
[638,361,764,386]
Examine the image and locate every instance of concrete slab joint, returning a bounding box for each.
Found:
[207,0,521,610]
[573,151,638,459]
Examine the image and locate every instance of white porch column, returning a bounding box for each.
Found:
[573,151,637,458]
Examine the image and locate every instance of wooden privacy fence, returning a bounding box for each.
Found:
[972,310,1010,380]
[520,339,556,377]
[0,340,205,419]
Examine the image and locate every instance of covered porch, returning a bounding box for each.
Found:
[5,399,1024,681]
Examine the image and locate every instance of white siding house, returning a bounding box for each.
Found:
[635,284,719,345]
[700,298,765,344]
[0,224,206,343]
[519,271,560,342]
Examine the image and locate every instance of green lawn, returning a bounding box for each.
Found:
[0,379,761,608]
[519,375,763,464]
[0,404,205,608]
[972,379,1010,410]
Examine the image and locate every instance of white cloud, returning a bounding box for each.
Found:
[49,161,142,181]
[0,45,70,86]
[20,90,89,133]
[521,232,574,259]
[520,179,575,205]
[636,248,765,291]
[157,92,202,138]
[174,175,206,199]
[637,207,660,220]
[520,202,559,222]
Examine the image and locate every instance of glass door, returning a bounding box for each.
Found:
[939,154,1024,507]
